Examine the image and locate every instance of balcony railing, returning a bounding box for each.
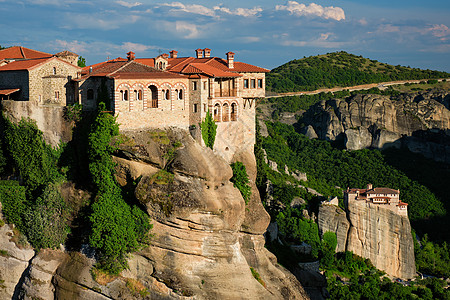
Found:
[214,89,237,98]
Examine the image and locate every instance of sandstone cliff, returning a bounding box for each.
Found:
[0,128,308,299]
[318,201,416,279]
[302,91,450,162]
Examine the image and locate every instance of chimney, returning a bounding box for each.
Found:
[367,183,373,190]
[204,48,211,58]
[170,50,178,58]
[226,51,234,69]
[162,53,169,59]
[127,51,135,61]
[195,48,203,58]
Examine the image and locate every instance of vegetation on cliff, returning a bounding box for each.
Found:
[0,106,152,274]
[200,110,217,149]
[230,161,252,204]
[266,51,450,92]
[87,104,151,274]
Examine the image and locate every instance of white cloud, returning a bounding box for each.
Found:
[275,1,345,21]
[427,24,450,40]
[159,2,262,18]
[160,2,215,17]
[175,21,201,39]
[121,42,156,52]
[53,40,88,53]
[213,5,262,17]
[116,0,142,8]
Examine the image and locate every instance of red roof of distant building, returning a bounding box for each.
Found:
[0,88,20,95]
[0,56,81,72]
[81,59,186,80]
[0,46,52,60]
[0,57,52,71]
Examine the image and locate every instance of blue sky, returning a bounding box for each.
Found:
[1,0,450,71]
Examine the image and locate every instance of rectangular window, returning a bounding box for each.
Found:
[244,79,249,89]
[193,81,198,90]
[258,79,263,88]
[194,103,198,113]
[203,104,207,112]
[251,79,256,88]
[203,81,207,90]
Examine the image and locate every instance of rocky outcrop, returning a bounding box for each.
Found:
[317,200,416,279]
[0,224,35,300]
[317,205,349,253]
[0,128,308,299]
[346,200,416,279]
[302,91,450,162]
[117,128,308,299]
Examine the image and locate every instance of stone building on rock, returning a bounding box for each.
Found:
[0,46,269,161]
[344,184,408,216]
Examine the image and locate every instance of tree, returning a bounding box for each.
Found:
[77,56,86,68]
[24,183,70,249]
[200,110,217,149]
[230,161,252,204]
[87,103,151,274]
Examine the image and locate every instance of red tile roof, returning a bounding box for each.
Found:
[181,63,241,78]
[367,188,399,195]
[0,46,52,60]
[0,56,81,72]
[0,57,52,71]
[82,60,186,80]
[0,88,20,95]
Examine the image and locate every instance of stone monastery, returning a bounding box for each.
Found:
[344,184,408,216]
[0,46,269,161]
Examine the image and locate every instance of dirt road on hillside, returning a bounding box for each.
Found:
[265,79,445,98]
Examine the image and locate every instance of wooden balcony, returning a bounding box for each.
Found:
[214,89,237,98]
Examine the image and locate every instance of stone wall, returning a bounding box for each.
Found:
[28,58,79,105]
[240,72,266,98]
[0,70,29,100]
[2,100,73,147]
[113,78,190,130]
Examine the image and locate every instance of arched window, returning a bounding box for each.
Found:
[121,90,128,101]
[87,89,94,100]
[53,67,56,75]
[178,89,183,100]
[164,89,170,100]
[213,103,221,122]
[222,103,229,122]
[231,103,237,121]
[149,85,158,108]
[133,89,142,101]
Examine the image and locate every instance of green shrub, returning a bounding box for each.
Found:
[3,117,62,192]
[200,111,217,149]
[24,183,70,249]
[0,182,28,230]
[87,104,151,274]
[230,162,252,204]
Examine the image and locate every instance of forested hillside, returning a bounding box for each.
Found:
[266,51,450,92]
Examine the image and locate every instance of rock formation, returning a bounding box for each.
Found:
[302,91,450,162]
[318,200,416,279]
[0,128,308,299]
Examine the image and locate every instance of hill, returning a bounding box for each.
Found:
[266,51,450,93]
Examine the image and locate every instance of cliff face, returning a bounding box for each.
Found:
[318,201,416,279]
[0,128,308,299]
[302,91,450,162]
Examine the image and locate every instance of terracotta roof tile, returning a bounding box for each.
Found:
[0,46,52,60]
[0,88,20,95]
[0,57,52,71]
[82,60,185,80]
[181,63,241,78]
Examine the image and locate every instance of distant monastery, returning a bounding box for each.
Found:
[344,184,409,216]
[0,46,269,161]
